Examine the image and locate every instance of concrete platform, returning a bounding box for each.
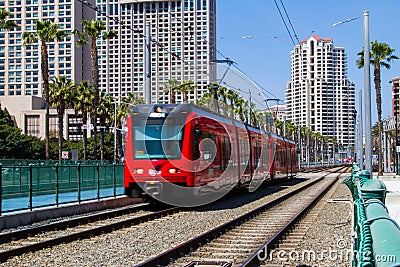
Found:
[0,196,141,230]
[374,172,400,225]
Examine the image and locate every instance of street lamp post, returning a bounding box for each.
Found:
[305,79,310,168]
[358,89,363,167]
[363,10,372,174]
[332,13,371,171]
[113,101,118,163]
[298,125,301,170]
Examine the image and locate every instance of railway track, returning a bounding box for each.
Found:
[258,175,349,266]
[0,166,347,264]
[136,166,349,267]
[0,203,180,262]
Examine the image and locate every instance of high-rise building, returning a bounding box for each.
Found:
[0,0,94,138]
[285,34,355,148]
[0,0,217,139]
[0,0,93,97]
[96,0,217,103]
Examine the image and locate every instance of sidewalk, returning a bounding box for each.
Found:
[374,172,400,225]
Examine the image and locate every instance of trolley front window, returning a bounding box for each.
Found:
[134,124,184,159]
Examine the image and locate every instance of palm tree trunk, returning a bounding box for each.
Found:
[91,39,99,159]
[171,89,176,104]
[41,41,50,160]
[183,91,188,103]
[374,65,383,175]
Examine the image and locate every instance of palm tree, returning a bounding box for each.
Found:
[196,92,213,110]
[73,80,93,160]
[116,93,145,160]
[285,121,297,141]
[177,80,195,103]
[207,82,220,113]
[217,86,229,116]
[22,20,69,160]
[48,76,75,160]
[98,92,113,161]
[163,79,179,104]
[73,20,117,160]
[226,89,239,118]
[357,41,399,175]
[235,97,248,123]
[0,8,18,31]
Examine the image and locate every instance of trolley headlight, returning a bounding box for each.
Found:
[168,168,180,174]
[134,168,144,174]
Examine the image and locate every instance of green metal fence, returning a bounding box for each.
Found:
[0,162,125,215]
[344,163,400,267]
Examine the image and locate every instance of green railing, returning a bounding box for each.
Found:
[0,161,125,215]
[344,163,400,267]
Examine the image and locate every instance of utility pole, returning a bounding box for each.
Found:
[306,79,310,168]
[358,89,363,167]
[364,10,372,173]
[298,125,301,170]
[145,21,151,105]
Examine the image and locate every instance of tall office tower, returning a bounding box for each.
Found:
[0,1,93,96]
[96,0,217,103]
[0,1,93,138]
[285,34,355,149]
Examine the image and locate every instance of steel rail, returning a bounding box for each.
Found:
[0,203,149,245]
[136,167,348,267]
[0,206,180,262]
[241,173,341,266]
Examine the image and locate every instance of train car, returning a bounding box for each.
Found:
[124,103,298,205]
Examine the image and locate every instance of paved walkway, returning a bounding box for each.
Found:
[374,172,400,225]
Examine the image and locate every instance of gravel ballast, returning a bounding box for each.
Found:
[1,173,351,267]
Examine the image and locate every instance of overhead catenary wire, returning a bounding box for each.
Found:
[279,0,299,44]
[78,0,279,108]
[273,0,296,46]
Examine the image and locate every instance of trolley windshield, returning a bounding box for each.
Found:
[134,123,184,159]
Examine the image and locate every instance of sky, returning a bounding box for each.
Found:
[215,0,400,124]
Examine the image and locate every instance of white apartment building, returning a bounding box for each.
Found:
[96,0,217,103]
[0,0,94,138]
[285,34,355,148]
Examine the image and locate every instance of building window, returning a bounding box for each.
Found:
[25,115,40,136]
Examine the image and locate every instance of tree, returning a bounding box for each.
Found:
[72,80,93,160]
[163,79,179,104]
[0,105,13,126]
[73,20,117,159]
[235,97,247,123]
[357,41,399,175]
[49,76,75,160]
[98,92,113,161]
[116,93,145,160]
[22,20,69,160]
[0,8,18,31]
[0,106,45,159]
[217,85,229,116]
[177,80,196,103]
[226,89,239,118]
